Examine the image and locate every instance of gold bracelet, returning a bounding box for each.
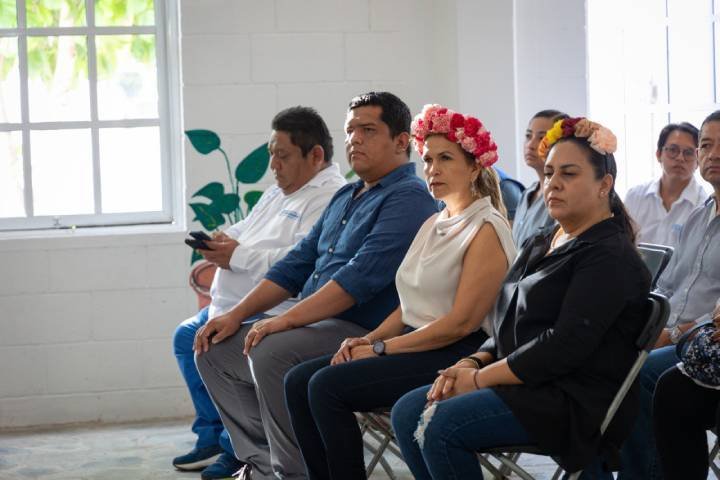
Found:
[461,356,482,369]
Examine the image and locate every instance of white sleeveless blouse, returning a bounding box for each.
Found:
[395,197,516,333]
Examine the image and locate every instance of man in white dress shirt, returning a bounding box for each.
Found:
[624,122,709,247]
[171,106,346,479]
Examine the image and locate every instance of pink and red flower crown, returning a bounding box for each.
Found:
[411,104,499,168]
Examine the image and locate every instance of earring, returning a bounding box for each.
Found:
[470,180,479,198]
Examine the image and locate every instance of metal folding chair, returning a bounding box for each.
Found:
[358,410,403,479]
[479,292,671,480]
[709,433,720,478]
[637,243,674,288]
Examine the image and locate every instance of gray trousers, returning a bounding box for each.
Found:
[195,318,368,480]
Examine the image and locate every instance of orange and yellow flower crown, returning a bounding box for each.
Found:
[538,117,617,159]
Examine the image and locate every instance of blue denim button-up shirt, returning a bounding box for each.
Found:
[265,162,438,331]
[656,195,720,326]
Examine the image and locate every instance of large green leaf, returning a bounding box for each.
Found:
[216,193,240,214]
[235,143,270,184]
[186,130,221,155]
[190,248,203,265]
[190,202,225,231]
[192,182,225,202]
[244,190,263,213]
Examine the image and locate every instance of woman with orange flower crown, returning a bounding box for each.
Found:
[283,104,517,480]
[391,118,652,479]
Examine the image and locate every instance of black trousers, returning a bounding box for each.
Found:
[653,366,720,480]
[283,330,486,480]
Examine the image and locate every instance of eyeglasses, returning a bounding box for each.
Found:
[662,144,697,160]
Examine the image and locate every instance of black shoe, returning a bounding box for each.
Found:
[172,445,224,471]
[201,452,246,480]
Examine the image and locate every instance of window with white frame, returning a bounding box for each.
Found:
[0,0,179,231]
[587,0,717,196]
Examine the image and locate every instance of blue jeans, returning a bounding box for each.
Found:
[284,330,485,480]
[582,346,678,480]
[391,385,531,480]
[173,307,232,454]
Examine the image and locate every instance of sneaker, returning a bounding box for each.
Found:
[172,444,224,471]
[201,452,247,480]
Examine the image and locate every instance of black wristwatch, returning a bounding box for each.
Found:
[372,339,387,356]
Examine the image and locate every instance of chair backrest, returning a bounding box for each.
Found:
[637,243,674,288]
[599,292,670,434]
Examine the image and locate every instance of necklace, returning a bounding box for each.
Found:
[550,227,573,251]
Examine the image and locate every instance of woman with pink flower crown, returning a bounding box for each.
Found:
[390,117,652,479]
[283,104,517,480]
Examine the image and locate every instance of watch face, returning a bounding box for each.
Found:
[372,341,384,355]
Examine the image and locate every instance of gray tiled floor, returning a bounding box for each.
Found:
[3,418,710,480]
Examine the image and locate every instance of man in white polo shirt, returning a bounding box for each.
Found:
[172,106,345,479]
[624,122,709,247]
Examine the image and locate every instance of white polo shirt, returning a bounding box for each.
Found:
[208,163,346,319]
[624,176,710,247]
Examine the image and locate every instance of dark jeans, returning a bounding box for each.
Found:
[653,366,720,480]
[283,330,486,480]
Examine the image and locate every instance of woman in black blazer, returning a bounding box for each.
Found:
[391,118,652,479]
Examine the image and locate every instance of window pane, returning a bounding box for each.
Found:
[26,0,86,27]
[95,0,155,26]
[96,35,158,120]
[0,131,25,218]
[624,23,668,106]
[668,18,714,105]
[0,0,17,28]
[27,36,90,122]
[99,126,161,213]
[31,129,94,216]
[0,37,21,123]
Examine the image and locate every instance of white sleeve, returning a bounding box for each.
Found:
[226,188,336,284]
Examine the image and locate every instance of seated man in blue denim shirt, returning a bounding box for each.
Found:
[592,110,720,480]
[194,92,438,480]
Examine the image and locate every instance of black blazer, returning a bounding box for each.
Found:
[479,216,651,471]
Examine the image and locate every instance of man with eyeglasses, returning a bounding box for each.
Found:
[624,122,709,247]
[592,111,720,480]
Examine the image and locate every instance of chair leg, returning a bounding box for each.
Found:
[551,465,566,480]
[710,437,720,478]
[477,453,508,479]
[497,452,521,477]
[491,453,536,480]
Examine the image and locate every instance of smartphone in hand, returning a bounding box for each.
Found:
[185,230,213,250]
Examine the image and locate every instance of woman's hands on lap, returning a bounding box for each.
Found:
[330,337,371,365]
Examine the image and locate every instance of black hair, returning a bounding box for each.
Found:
[553,136,636,243]
[348,91,412,156]
[701,110,720,132]
[656,122,699,151]
[531,109,569,122]
[271,106,333,163]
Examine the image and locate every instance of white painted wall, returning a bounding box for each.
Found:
[0,0,590,428]
[512,0,588,186]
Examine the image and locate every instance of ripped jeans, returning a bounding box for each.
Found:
[391,385,531,480]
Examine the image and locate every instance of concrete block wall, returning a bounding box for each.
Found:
[182,0,462,196]
[0,233,197,428]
